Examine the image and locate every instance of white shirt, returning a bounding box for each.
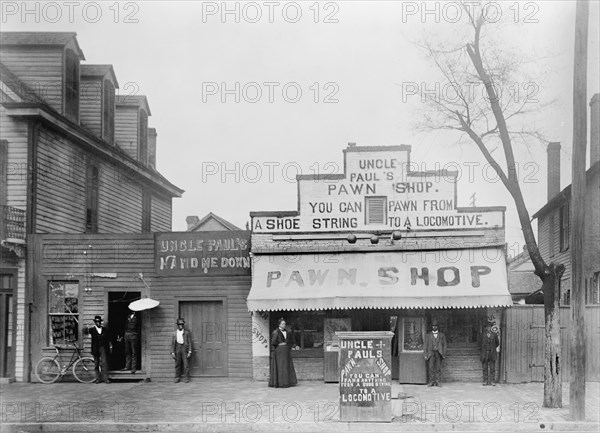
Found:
[176,329,184,344]
[281,330,287,339]
[95,326,102,334]
[432,331,438,338]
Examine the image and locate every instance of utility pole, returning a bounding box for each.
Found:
[570,0,588,421]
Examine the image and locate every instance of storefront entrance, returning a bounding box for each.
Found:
[108,292,142,371]
[0,273,15,379]
[179,300,228,376]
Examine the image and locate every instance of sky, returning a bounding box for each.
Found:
[2,0,599,255]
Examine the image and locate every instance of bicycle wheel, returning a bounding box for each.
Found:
[73,357,96,383]
[35,357,61,383]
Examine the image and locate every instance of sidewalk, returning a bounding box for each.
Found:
[1,379,598,432]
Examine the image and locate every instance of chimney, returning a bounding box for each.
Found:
[148,128,157,169]
[590,93,599,165]
[547,142,561,200]
[186,215,200,231]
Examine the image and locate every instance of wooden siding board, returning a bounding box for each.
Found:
[114,107,138,160]
[79,78,102,136]
[1,108,29,210]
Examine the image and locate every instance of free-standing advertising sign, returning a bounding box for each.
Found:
[337,331,394,422]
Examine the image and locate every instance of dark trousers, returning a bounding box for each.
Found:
[174,343,189,379]
[427,351,443,384]
[124,332,139,370]
[94,347,109,382]
[482,357,496,384]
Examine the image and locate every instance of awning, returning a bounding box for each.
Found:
[247,247,512,311]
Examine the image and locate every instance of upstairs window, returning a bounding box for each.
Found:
[138,110,148,164]
[587,272,600,304]
[102,79,115,144]
[64,49,80,122]
[85,165,99,233]
[365,196,387,225]
[48,281,79,345]
[142,190,151,233]
[559,203,570,252]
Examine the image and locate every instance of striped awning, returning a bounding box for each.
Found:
[247,247,512,311]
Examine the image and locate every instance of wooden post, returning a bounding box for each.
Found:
[570,0,589,421]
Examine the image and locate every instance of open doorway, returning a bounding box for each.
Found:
[108,292,141,371]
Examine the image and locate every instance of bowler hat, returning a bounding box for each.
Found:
[93,316,103,323]
[176,318,185,325]
[432,320,439,326]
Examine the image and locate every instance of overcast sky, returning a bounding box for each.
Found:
[3,1,599,254]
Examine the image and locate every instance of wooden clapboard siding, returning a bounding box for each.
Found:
[29,233,253,382]
[79,78,102,136]
[151,194,172,232]
[115,106,138,160]
[0,47,64,113]
[35,128,86,233]
[0,106,28,209]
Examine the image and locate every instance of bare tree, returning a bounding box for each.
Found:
[414,3,563,407]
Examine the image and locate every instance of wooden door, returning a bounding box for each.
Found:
[179,301,228,377]
[0,274,15,378]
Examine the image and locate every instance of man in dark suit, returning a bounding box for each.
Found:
[170,318,194,383]
[124,309,140,373]
[480,322,500,386]
[423,320,447,387]
[88,315,111,384]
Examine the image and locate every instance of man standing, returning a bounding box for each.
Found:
[124,309,140,373]
[88,316,111,384]
[423,320,447,387]
[480,322,500,386]
[171,318,193,383]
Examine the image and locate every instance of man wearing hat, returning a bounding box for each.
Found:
[171,318,193,383]
[480,322,500,386]
[423,320,447,386]
[88,316,111,384]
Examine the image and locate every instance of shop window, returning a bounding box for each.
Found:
[48,281,79,345]
[64,49,80,122]
[102,79,115,144]
[141,190,151,233]
[559,203,570,252]
[402,317,424,351]
[280,312,324,357]
[587,272,600,304]
[85,164,99,233]
[365,196,387,225]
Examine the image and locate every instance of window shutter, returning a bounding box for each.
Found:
[365,196,386,225]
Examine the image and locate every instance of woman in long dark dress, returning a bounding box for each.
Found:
[268,318,297,388]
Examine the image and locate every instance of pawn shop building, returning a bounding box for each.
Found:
[248,144,512,384]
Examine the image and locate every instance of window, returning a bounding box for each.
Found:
[275,312,324,357]
[48,281,79,345]
[587,272,600,304]
[365,196,387,225]
[559,203,570,252]
[85,164,99,233]
[548,215,556,257]
[142,190,151,233]
[559,278,570,306]
[102,79,115,144]
[138,110,148,164]
[64,49,80,122]
[402,317,425,351]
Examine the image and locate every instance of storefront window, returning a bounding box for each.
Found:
[402,317,424,351]
[281,312,324,357]
[48,281,79,345]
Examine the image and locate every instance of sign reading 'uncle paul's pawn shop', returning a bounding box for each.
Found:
[155,231,251,276]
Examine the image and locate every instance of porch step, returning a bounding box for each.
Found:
[108,370,147,381]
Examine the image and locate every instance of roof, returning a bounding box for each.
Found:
[0,32,84,60]
[188,213,243,232]
[80,65,119,88]
[508,271,541,295]
[0,62,47,104]
[116,95,151,115]
[532,161,600,219]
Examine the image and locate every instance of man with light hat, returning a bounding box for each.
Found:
[171,318,193,383]
[480,321,500,386]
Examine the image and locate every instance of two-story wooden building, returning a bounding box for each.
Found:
[248,144,512,384]
[0,32,183,382]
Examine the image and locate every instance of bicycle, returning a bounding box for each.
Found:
[35,341,96,384]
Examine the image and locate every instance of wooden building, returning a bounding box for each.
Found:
[248,144,512,384]
[0,32,183,382]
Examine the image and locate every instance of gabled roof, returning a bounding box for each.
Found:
[116,95,151,115]
[0,32,84,60]
[532,161,600,219]
[188,213,243,232]
[81,65,119,88]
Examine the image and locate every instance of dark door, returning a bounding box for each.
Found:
[108,291,141,370]
[0,273,15,378]
[179,301,228,376]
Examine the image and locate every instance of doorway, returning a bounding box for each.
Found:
[179,300,228,376]
[0,273,15,378]
[108,292,141,371]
